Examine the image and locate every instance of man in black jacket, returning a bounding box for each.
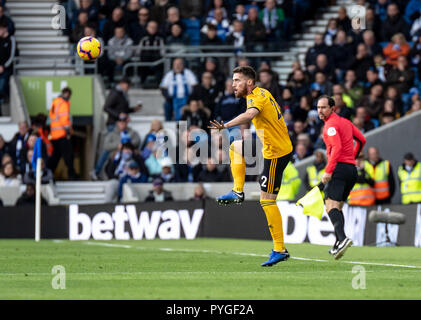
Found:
[381,3,409,41]
[145,177,174,202]
[103,78,140,131]
[0,19,16,107]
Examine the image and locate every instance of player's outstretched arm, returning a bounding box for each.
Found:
[208,108,259,130]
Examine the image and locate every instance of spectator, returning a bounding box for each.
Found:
[276,161,301,201]
[101,7,126,44]
[312,72,333,96]
[105,142,148,180]
[159,157,175,183]
[296,133,313,155]
[179,0,204,19]
[364,68,383,94]
[70,10,89,44]
[306,110,322,143]
[259,0,285,49]
[0,18,16,108]
[203,7,230,43]
[150,0,172,27]
[258,69,282,104]
[197,157,223,182]
[0,134,9,161]
[305,149,326,191]
[405,98,421,115]
[243,7,266,51]
[358,84,385,119]
[381,3,409,41]
[189,183,210,200]
[384,85,404,114]
[160,58,198,121]
[354,106,375,132]
[383,33,411,66]
[0,161,20,187]
[232,3,248,22]
[333,85,353,120]
[104,78,140,131]
[201,57,225,93]
[349,43,375,82]
[181,99,210,132]
[140,119,164,151]
[362,30,383,58]
[305,33,329,73]
[313,53,335,82]
[292,143,309,164]
[1,153,13,167]
[386,55,415,96]
[125,0,142,25]
[336,6,352,34]
[279,87,295,113]
[287,69,310,101]
[159,6,184,38]
[323,18,339,46]
[23,158,53,185]
[373,0,390,22]
[410,34,421,77]
[78,0,98,22]
[117,160,148,201]
[92,113,140,180]
[343,69,364,104]
[286,60,303,82]
[166,21,190,46]
[226,19,245,52]
[365,7,383,42]
[348,153,376,206]
[330,30,353,82]
[380,111,396,124]
[201,23,223,47]
[19,132,47,175]
[206,0,228,22]
[145,177,174,202]
[365,146,395,204]
[137,20,165,85]
[16,184,47,206]
[191,71,220,116]
[107,26,133,81]
[292,95,312,123]
[129,7,149,44]
[47,87,78,180]
[0,4,15,35]
[397,152,421,204]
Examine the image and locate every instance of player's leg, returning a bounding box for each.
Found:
[260,154,291,267]
[216,140,245,205]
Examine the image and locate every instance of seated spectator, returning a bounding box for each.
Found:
[159,6,184,38]
[166,22,190,46]
[323,18,338,46]
[191,72,220,115]
[292,95,312,123]
[159,157,175,183]
[179,0,204,19]
[140,119,164,151]
[259,0,285,49]
[201,57,226,94]
[306,110,322,143]
[23,158,53,185]
[19,132,47,175]
[206,7,231,43]
[380,112,396,125]
[118,160,148,200]
[206,0,228,22]
[125,0,142,26]
[311,72,333,96]
[381,3,409,41]
[349,43,375,82]
[107,26,133,80]
[405,99,421,115]
[160,58,198,121]
[279,87,296,112]
[197,157,223,182]
[129,7,149,44]
[384,85,404,114]
[92,113,140,180]
[214,79,244,132]
[105,142,148,180]
[364,68,383,94]
[336,6,351,34]
[145,177,174,202]
[286,60,303,83]
[362,30,383,58]
[101,7,126,44]
[0,19,16,108]
[383,33,410,66]
[381,99,401,119]
[292,143,308,164]
[70,10,89,43]
[258,69,282,104]
[354,106,375,132]
[173,142,203,182]
[0,134,9,161]
[305,33,329,73]
[189,183,210,200]
[0,161,20,187]
[289,120,306,146]
[313,53,335,83]
[201,23,223,47]
[181,100,210,132]
[0,4,15,35]
[343,69,364,105]
[358,84,385,119]
[296,133,313,155]
[9,121,30,169]
[137,20,165,85]
[330,30,353,82]
[287,69,310,101]
[243,7,266,51]
[365,7,383,42]
[150,0,172,27]
[16,184,47,206]
[333,94,353,120]
[386,55,415,95]
[373,0,389,22]
[226,19,245,52]
[78,0,98,22]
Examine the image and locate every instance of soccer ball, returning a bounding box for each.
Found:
[77,36,101,61]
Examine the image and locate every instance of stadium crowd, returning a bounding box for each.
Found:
[0,0,420,205]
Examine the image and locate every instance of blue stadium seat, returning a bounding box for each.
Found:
[182,19,201,46]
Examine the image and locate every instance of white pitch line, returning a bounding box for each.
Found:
[80,241,421,270]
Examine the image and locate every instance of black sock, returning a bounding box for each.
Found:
[328,208,346,242]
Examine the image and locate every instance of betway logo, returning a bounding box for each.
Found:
[69,204,204,240]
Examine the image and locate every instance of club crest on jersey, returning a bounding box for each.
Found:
[327,127,337,136]
[248,99,254,106]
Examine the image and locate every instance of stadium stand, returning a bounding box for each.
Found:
[0,0,420,206]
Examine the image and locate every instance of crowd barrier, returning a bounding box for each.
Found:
[0,201,420,247]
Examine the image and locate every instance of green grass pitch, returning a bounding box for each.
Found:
[1,238,421,300]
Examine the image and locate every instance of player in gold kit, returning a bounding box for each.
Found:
[208,66,293,266]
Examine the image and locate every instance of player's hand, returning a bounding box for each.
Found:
[208,120,226,131]
[321,172,332,184]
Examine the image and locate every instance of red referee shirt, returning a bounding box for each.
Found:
[323,112,366,174]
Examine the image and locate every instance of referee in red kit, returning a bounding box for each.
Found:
[317,95,366,259]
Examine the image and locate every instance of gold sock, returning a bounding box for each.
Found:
[260,200,285,252]
[229,144,245,193]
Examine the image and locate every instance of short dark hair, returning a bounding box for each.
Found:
[232,66,256,83]
[317,95,335,107]
[62,87,72,96]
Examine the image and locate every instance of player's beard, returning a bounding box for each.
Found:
[234,85,247,98]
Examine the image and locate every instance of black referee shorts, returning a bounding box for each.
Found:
[324,162,357,202]
[259,152,292,194]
